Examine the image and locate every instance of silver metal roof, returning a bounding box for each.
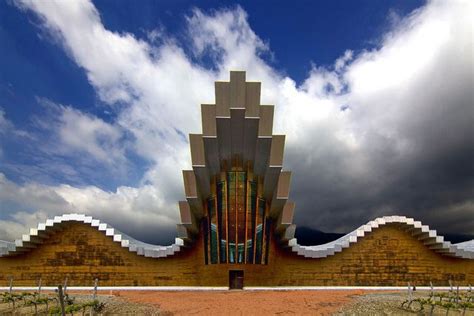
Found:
[0,213,184,258]
[287,215,474,260]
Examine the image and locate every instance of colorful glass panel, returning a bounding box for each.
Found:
[227,172,236,263]
[206,171,266,265]
[208,198,218,264]
[255,198,265,264]
[217,181,227,263]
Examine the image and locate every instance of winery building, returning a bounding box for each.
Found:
[1,71,473,288]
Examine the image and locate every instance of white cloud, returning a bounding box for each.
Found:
[4,0,473,243]
[57,105,124,164]
[14,98,130,183]
[0,109,12,133]
[0,211,54,243]
[0,109,10,158]
[0,108,33,159]
[16,0,215,160]
[0,172,178,243]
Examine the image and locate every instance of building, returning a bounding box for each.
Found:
[1,71,473,288]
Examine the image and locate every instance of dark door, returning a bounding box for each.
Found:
[229,270,244,289]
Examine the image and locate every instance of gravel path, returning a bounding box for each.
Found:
[0,293,162,315]
[337,291,474,315]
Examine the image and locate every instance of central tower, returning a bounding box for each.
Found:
[178,71,296,265]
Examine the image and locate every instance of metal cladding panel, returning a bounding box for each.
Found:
[190,134,205,167]
[201,104,216,136]
[253,137,272,176]
[245,82,261,117]
[179,201,193,224]
[230,108,245,158]
[176,224,190,240]
[189,133,211,197]
[276,201,295,233]
[242,118,259,163]
[263,166,282,200]
[188,198,204,220]
[215,82,230,117]
[216,117,231,165]
[203,136,220,176]
[280,201,295,226]
[230,71,246,108]
[269,135,285,167]
[180,71,301,243]
[276,171,292,199]
[270,171,291,218]
[282,224,296,241]
[258,105,274,137]
[179,201,199,234]
[193,166,211,198]
[182,170,198,198]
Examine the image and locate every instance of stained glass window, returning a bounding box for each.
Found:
[255,198,265,264]
[208,198,218,264]
[206,170,267,265]
[217,181,227,263]
[247,181,257,263]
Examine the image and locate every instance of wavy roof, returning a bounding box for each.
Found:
[287,215,474,259]
[0,213,184,258]
[456,239,474,252]
[1,214,472,260]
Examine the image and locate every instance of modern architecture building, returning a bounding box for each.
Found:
[1,71,473,288]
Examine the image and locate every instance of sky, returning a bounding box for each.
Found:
[0,0,472,244]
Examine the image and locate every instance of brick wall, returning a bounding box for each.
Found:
[0,222,472,286]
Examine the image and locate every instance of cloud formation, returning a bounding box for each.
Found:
[2,0,472,244]
[0,172,177,243]
[31,99,127,165]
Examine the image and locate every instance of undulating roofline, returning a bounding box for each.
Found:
[1,213,472,260]
[0,213,184,258]
[287,215,474,260]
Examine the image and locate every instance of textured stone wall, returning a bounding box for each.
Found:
[0,222,472,286]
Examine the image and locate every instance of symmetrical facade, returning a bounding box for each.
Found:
[0,71,473,287]
[180,71,291,266]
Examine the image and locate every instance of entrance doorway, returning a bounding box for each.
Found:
[229,270,244,289]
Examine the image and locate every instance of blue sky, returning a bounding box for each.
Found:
[0,0,472,244]
[0,0,423,189]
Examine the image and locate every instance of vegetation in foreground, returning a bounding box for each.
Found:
[1,290,105,315]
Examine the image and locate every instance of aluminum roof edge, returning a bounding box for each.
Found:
[0,213,183,259]
[288,215,474,260]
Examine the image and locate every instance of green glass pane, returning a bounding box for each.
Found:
[210,224,218,264]
[229,243,235,263]
[255,224,263,263]
[217,181,227,263]
[208,198,218,264]
[237,243,245,263]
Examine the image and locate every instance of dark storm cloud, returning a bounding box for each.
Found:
[287,12,474,234]
[1,0,472,243]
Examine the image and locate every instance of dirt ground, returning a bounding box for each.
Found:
[114,290,368,315]
[3,289,472,315]
[0,293,159,315]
